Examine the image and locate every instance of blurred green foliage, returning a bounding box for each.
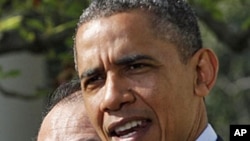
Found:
[0,0,249,140]
[0,0,90,88]
[191,0,250,140]
[0,66,20,79]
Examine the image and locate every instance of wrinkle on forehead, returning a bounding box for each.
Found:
[76,10,155,73]
[76,10,152,48]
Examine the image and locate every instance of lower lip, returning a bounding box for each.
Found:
[111,121,151,141]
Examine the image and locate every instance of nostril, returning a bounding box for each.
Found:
[101,102,122,112]
[123,88,136,103]
[100,88,136,112]
[100,97,121,112]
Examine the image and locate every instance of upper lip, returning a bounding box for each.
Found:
[107,116,151,137]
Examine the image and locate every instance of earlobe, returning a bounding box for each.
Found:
[193,48,219,97]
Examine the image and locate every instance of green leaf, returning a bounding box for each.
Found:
[0,70,20,79]
[26,19,45,31]
[0,15,22,32]
[19,28,35,42]
[242,18,250,30]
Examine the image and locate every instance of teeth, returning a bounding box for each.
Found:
[115,120,142,133]
[121,131,136,138]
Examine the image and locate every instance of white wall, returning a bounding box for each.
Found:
[0,52,46,141]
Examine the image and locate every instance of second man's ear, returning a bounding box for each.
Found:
[192,48,219,97]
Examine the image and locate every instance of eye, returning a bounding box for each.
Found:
[127,63,152,74]
[84,74,105,90]
[129,63,147,70]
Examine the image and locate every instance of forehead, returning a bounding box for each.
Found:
[75,10,158,71]
[76,10,153,48]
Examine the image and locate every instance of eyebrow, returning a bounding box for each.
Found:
[115,54,156,66]
[80,54,156,80]
[80,67,103,80]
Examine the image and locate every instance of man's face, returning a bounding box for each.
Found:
[38,96,100,141]
[76,10,203,141]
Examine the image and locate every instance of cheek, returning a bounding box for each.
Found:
[137,72,179,132]
[83,94,105,132]
[83,95,100,124]
[135,75,171,118]
[84,94,110,141]
[137,73,172,107]
[153,69,195,135]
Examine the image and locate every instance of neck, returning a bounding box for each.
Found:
[188,99,208,141]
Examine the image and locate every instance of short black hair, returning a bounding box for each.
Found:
[74,0,202,69]
[43,79,81,117]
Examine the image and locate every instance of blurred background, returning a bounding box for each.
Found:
[0,0,249,140]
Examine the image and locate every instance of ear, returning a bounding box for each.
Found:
[192,48,219,97]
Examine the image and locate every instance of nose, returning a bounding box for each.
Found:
[100,74,135,112]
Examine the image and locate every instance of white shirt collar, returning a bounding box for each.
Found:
[196,124,217,141]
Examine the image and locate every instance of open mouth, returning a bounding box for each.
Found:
[109,119,151,139]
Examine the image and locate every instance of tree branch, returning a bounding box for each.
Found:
[0,27,74,55]
[0,83,42,100]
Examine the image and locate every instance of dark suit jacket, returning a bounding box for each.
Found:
[216,135,223,141]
